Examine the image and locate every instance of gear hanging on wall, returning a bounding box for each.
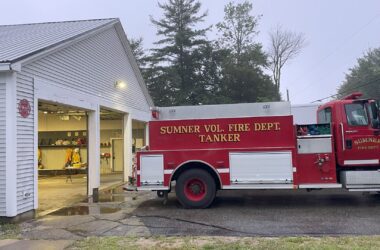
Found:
[64,148,73,168]
[72,148,82,168]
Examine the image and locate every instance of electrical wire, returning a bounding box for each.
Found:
[290,12,380,98]
[310,76,380,103]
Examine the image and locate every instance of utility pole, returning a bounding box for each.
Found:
[286,89,290,102]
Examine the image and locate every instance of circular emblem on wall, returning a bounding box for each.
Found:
[18,99,31,118]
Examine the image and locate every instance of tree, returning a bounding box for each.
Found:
[134,0,281,105]
[215,1,280,103]
[216,1,260,64]
[129,37,170,105]
[149,0,210,106]
[129,37,147,69]
[337,48,380,99]
[268,26,306,92]
[219,46,280,103]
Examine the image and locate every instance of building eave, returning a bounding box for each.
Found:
[113,22,155,108]
[0,63,11,71]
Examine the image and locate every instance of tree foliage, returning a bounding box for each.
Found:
[132,0,283,106]
[129,37,147,69]
[216,1,280,103]
[216,1,260,63]
[337,48,380,99]
[148,0,210,106]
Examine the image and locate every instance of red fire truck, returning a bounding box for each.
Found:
[134,92,380,208]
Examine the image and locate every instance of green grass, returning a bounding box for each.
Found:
[69,236,380,250]
[0,223,20,239]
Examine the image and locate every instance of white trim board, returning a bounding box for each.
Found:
[34,78,151,121]
[5,72,17,216]
[33,90,38,209]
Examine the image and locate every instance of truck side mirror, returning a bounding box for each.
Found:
[372,119,380,129]
[369,102,380,129]
[370,102,378,120]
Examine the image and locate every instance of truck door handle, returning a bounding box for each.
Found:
[340,123,345,151]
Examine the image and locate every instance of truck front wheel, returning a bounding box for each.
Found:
[175,169,216,208]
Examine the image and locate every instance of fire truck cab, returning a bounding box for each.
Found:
[134,93,380,208]
[318,92,380,169]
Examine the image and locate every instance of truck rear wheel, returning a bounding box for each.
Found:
[175,169,216,208]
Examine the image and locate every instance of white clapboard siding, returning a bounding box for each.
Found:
[16,73,34,214]
[0,83,6,215]
[22,26,150,112]
[14,26,151,214]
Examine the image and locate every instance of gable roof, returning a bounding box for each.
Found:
[0,18,154,106]
[0,18,119,63]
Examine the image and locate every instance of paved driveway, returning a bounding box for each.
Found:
[19,188,380,239]
[134,189,380,236]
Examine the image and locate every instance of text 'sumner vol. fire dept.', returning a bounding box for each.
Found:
[129,92,380,208]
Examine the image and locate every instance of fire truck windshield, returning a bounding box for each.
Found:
[345,103,368,126]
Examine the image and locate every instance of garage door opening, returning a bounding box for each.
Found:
[132,121,146,155]
[37,101,89,214]
[100,108,124,187]
[99,108,148,187]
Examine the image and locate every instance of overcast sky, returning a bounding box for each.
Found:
[1,0,379,104]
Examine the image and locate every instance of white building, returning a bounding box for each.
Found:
[0,19,153,218]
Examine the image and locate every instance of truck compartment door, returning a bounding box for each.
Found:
[229,151,293,184]
[296,136,337,184]
[140,154,164,186]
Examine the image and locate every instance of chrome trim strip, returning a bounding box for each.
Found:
[348,188,380,192]
[340,123,345,151]
[222,184,294,190]
[216,168,230,173]
[299,184,342,189]
[344,159,379,165]
[297,135,332,139]
[345,130,358,134]
[137,186,169,191]
[164,169,174,174]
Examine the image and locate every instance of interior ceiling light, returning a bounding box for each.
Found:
[114,80,127,89]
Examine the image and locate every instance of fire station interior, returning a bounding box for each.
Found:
[99,108,124,186]
[37,101,146,214]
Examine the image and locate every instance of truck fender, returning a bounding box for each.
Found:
[170,160,222,189]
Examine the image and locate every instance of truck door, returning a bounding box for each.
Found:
[341,102,380,167]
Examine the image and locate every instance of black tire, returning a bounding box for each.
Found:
[175,169,216,209]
